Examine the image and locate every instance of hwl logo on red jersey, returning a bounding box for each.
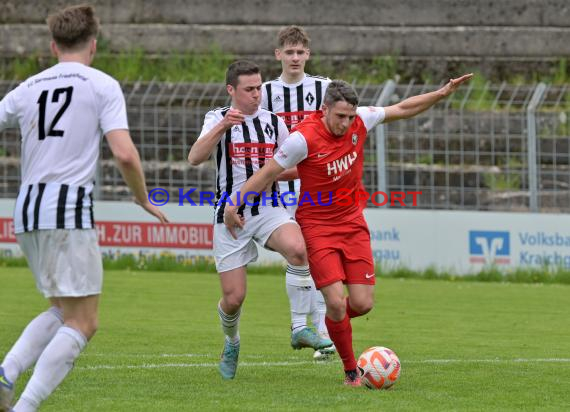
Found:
[327,151,357,176]
[229,143,274,159]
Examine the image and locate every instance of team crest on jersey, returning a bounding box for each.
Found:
[305,92,315,106]
[264,124,274,139]
[352,134,358,145]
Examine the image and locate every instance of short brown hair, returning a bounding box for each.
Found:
[277,25,310,48]
[324,80,359,107]
[47,4,99,51]
[225,60,261,87]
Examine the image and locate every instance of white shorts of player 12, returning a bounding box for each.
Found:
[16,229,103,298]
[357,346,401,389]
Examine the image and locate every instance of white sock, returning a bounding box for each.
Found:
[285,264,312,332]
[15,326,87,412]
[312,290,328,336]
[218,303,240,344]
[2,306,63,383]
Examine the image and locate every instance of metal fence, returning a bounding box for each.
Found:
[0,80,569,213]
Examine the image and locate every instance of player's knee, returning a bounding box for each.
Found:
[350,297,374,315]
[326,294,346,319]
[285,243,307,266]
[224,292,246,311]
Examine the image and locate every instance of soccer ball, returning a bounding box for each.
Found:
[357,346,401,389]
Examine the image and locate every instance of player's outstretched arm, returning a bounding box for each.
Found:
[188,108,245,165]
[383,73,473,123]
[106,129,169,223]
[224,159,286,239]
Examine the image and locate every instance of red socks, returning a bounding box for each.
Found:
[325,313,356,371]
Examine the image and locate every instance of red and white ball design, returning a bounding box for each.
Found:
[357,346,401,389]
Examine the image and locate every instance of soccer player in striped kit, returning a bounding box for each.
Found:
[188,60,332,380]
[261,26,335,359]
[225,76,472,386]
[0,5,167,411]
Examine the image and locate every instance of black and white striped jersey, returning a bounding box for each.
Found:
[198,107,290,223]
[0,62,128,233]
[261,73,331,130]
[14,182,95,232]
[261,73,331,195]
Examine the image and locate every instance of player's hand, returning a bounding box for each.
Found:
[440,73,474,97]
[136,198,170,223]
[223,205,244,240]
[221,108,245,129]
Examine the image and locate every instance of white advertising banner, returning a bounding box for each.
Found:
[364,208,570,274]
[1,199,569,274]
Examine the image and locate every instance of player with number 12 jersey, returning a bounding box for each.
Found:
[2,62,126,233]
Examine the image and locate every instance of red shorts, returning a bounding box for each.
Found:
[300,214,375,289]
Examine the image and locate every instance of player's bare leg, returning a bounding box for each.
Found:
[13,295,98,411]
[345,284,374,318]
[266,224,333,352]
[218,266,247,379]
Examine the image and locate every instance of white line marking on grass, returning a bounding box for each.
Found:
[84,353,212,358]
[79,361,313,370]
[77,358,570,371]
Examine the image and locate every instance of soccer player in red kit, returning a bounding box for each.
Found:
[224,76,472,385]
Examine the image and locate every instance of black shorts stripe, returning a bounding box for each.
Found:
[32,183,46,230]
[22,184,33,232]
[75,186,85,229]
[56,184,69,229]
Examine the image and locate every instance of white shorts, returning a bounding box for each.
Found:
[214,206,297,272]
[16,229,103,298]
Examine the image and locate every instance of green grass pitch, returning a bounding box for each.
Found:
[1,267,569,411]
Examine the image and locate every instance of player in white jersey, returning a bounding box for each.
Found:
[188,60,331,380]
[0,5,167,411]
[261,26,335,358]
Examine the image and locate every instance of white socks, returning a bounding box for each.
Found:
[14,326,87,412]
[1,306,63,383]
[218,303,241,344]
[285,265,330,337]
[285,264,313,332]
[312,290,328,336]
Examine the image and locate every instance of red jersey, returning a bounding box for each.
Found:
[296,112,366,225]
[274,106,385,226]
